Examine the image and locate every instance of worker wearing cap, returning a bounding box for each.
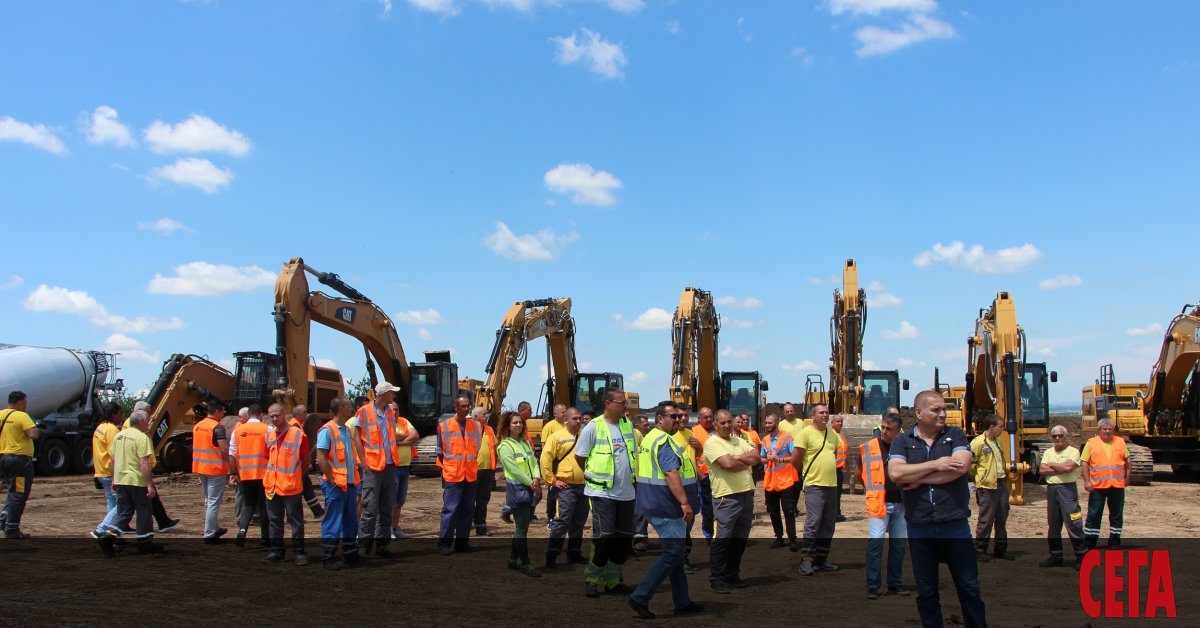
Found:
[356,382,402,558]
[0,391,38,539]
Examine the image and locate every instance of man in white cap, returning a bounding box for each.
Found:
[355,381,402,558]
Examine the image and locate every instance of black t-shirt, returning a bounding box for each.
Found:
[890,425,972,524]
[878,439,902,504]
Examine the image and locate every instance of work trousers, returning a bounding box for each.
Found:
[1084,486,1125,548]
[106,484,154,539]
[764,484,798,541]
[698,476,714,539]
[358,464,397,547]
[266,492,305,555]
[546,484,558,520]
[321,480,360,562]
[510,504,533,564]
[473,469,495,533]
[1,454,33,533]
[151,494,173,528]
[236,479,269,543]
[630,517,692,612]
[547,483,589,559]
[801,486,838,563]
[1046,483,1087,558]
[586,496,635,588]
[866,502,907,592]
[198,473,226,539]
[908,519,987,628]
[710,490,754,586]
[233,481,245,525]
[974,479,1009,555]
[301,472,321,514]
[440,479,478,549]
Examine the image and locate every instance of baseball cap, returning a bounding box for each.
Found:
[375,381,401,395]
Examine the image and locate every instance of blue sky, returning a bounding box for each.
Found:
[2,0,1196,412]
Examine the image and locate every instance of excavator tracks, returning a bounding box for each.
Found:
[1127,443,1155,485]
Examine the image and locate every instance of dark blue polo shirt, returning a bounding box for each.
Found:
[889,425,972,524]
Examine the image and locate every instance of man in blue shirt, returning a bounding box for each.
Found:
[317,397,361,570]
[888,390,986,628]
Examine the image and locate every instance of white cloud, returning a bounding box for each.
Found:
[147,261,275,296]
[143,114,251,157]
[83,106,135,148]
[102,333,161,364]
[1038,274,1083,290]
[485,222,579,261]
[544,163,622,206]
[863,359,879,370]
[727,319,763,329]
[791,46,814,66]
[629,371,648,384]
[149,157,234,193]
[605,0,644,13]
[23,284,185,333]
[379,0,393,15]
[624,307,672,331]
[865,281,902,307]
[896,357,927,368]
[665,20,680,34]
[418,327,432,341]
[807,277,825,286]
[721,345,758,359]
[0,116,66,154]
[1037,347,1055,357]
[314,357,338,369]
[138,218,193,235]
[912,241,1042,273]
[781,361,819,376]
[394,308,444,325]
[830,0,936,16]
[881,320,919,340]
[0,275,22,290]
[551,28,628,79]
[736,16,752,42]
[1126,323,1163,337]
[855,13,957,57]
[715,296,763,309]
[408,0,459,16]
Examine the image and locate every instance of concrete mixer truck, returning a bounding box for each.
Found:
[0,344,123,475]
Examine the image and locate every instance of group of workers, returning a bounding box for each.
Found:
[0,385,1135,627]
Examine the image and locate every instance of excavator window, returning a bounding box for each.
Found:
[410,371,437,418]
[862,373,899,415]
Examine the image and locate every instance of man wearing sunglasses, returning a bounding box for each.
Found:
[1039,425,1086,569]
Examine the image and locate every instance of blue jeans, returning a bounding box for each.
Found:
[907,519,987,628]
[321,480,360,561]
[866,502,907,591]
[394,466,411,508]
[630,516,692,612]
[95,477,119,535]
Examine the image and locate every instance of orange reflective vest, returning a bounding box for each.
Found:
[356,403,400,472]
[761,432,798,492]
[859,438,887,518]
[1085,436,1128,489]
[437,416,482,483]
[234,421,269,481]
[691,424,712,476]
[835,431,848,469]
[192,417,229,475]
[321,419,361,490]
[264,425,304,497]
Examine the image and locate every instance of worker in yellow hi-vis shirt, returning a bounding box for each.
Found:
[1,391,39,539]
[91,402,124,539]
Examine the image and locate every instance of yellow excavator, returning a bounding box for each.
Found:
[669,287,768,427]
[933,367,967,431]
[1081,302,1200,483]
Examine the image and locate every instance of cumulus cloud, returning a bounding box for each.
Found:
[791,46,815,66]
[855,13,957,57]
[629,371,648,384]
[408,0,459,16]
[863,359,879,370]
[0,116,66,154]
[83,106,135,148]
[379,0,393,15]
[485,222,579,261]
[1037,347,1055,357]
[881,320,919,340]
[147,262,275,296]
[102,333,161,364]
[781,361,819,376]
[143,114,251,157]
[1038,274,1083,290]
[606,0,644,13]
[896,357,927,368]
[715,296,763,309]
[830,0,936,16]
[149,157,234,193]
[394,308,444,325]
[0,275,23,290]
[727,319,763,329]
[912,241,1042,273]
[23,284,185,333]
[138,218,193,235]
[1126,323,1163,337]
[721,345,758,359]
[624,307,672,331]
[551,28,628,79]
[865,281,902,307]
[544,163,622,206]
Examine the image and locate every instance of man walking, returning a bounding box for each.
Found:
[193,399,231,544]
[317,397,361,569]
[1081,418,1130,549]
[795,404,841,575]
[437,396,482,555]
[970,415,1010,560]
[576,389,638,597]
[91,401,122,540]
[356,382,401,558]
[230,404,270,549]
[862,411,908,599]
[704,409,760,594]
[542,407,588,569]
[262,403,309,565]
[760,413,800,549]
[889,390,986,628]
[97,410,163,556]
[1039,425,1086,569]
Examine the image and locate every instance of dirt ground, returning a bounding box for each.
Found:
[4,456,1198,627]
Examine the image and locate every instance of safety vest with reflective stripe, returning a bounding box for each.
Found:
[356,403,400,472]
[691,424,712,476]
[859,437,887,518]
[497,437,538,486]
[438,417,482,483]
[234,421,269,481]
[761,431,798,492]
[636,428,685,486]
[264,425,304,497]
[835,431,848,469]
[192,417,228,475]
[1085,436,1128,489]
[321,419,361,490]
[584,417,638,491]
[477,425,497,470]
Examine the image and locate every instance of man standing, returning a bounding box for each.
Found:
[1039,425,1086,569]
[356,382,401,558]
[778,403,806,516]
[633,413,653,551]
[542,407,588,569]
[1081,418,1130,549]
[626,404,703,619]
[262,403,309,566]
[317,397,361,570]
[889,390,985,628]
[795,404,841,575]
[704,409,760,594]
[230,405,270,549]
[229,406,251,526]
[193,399,231,544]
[1,391,38,539]
[437,396,482,555]
[576,388,638,597]
[472,406,498,536]
[831,414,848,522]
[690,407,716,542]
[290,405,325,519]
[672,406,702,574]
[97,410,162,556]
[539,403,568,521]
[970,415,1010,560]
[862,412,908,599]
[759,413,800,549]
[391,403,418,540]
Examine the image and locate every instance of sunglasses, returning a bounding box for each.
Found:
[1051,434,1067,439]
[666,413,682,418]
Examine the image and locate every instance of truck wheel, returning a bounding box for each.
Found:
[36,438,71,476]
[72,440,94,474]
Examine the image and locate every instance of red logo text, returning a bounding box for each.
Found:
[1078,550,1176,618]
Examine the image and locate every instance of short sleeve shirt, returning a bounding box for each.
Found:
[704,435,755,498]
[1042,445,1081,484]
[576,419,636,501]
[635,433,684,519]
[795,425,840,487]
[112,427,153,487]
[890,425,973,524]
[0,409,36,456]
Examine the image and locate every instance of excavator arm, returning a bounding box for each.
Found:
[1144,304,1200,436]
[670,288,719,410]
[143,354,235,471]
[829,259,866,414]
[477,298,576,421]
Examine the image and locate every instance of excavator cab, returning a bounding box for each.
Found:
[1021,362,1056,432]
[861,370,908,415]
[719,372,768,429]
[572,372,624,416]
[409,351,460,432]
[232,351,283,412]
